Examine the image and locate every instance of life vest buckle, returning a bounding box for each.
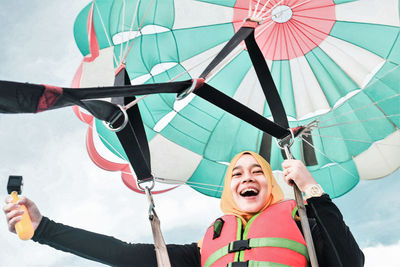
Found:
[229,261,249,267]
[213,218,225,239]
[228,239,250,253]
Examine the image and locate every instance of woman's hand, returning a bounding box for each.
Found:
[282,159,317,192]
[3,196,43,234]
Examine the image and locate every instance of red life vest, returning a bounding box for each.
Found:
[201,200,309,267]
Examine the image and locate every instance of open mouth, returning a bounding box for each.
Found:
[240,188,259,197]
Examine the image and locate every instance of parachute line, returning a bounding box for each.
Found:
[120,0,127,62]
[316,64,400,125]
[317,114,400,130]
[125,95,148,111]
[255,0,272,19]
[309,133,400,146]
[185,184,223,193]
[300,136,357,178]
[317,94,400,127]
[121,0,141,62]
[93,0,119,67]
[155,177,224,188]
[121,0,155,64]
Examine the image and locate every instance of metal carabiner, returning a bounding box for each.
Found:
[137,176,155,191]
[275,127,295,150]
[144,186,156,219]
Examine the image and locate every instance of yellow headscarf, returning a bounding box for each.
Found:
[220,151,284,226]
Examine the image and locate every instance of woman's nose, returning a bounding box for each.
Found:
[242,173,254,183]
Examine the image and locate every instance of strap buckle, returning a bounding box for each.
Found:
[103,104,129,132]
[176,78,205,100]
[229,261,249,267]
[228,240,250,253]
[213,218,225,239]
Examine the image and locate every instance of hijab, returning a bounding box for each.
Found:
[220,151,284,226]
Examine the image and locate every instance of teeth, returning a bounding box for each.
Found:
[240,188,258,195]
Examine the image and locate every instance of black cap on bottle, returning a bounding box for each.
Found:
[7,176,23,194]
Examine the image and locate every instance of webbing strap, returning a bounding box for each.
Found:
[150,208,172,267]
[204,244,229,267]
[204,237,309,267]
[194,84,290,139]
[143,186,171,267]
[228,261,290,267]
[195,22,291,140]
[115,119,152,180]
[244,28,289,130]
[200,27,254,79]
[249,238,309,261]
[112,69,152,181]
[0,79,191,117]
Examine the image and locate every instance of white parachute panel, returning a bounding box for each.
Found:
[355,130,400,180]
[149,134,203,183]
[173,0,234,29]
[336,0,400,27]
[233,67,266,116]
[290,56,331,120]
[80,47,115,87]
[319,36,385,89]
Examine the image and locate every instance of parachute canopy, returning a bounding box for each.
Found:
[12,0,399,198]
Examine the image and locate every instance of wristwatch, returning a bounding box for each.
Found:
[304,184,325,200]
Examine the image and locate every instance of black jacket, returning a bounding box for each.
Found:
[32,194,364,266]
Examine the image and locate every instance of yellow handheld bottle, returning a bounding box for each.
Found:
[7,176,34,240]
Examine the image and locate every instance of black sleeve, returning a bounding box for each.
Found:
[305,194,365,267]
[32,217,201,267]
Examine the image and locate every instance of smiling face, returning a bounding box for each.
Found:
[230,154,269,213]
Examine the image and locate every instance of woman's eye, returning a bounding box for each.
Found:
[232,173,241,178]
[253,169,263,174]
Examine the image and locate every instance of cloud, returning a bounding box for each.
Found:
[363,242,400,267]
[1,0,399,266]
[0,1,85,86]
[333,171,400,248]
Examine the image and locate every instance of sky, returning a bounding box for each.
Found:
[0,1,399,266]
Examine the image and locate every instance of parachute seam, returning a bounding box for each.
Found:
[300,136,357,179]
[93,0,119,67]
[309,132,400,148]
[316,65,400,125]
[329,21,398,59]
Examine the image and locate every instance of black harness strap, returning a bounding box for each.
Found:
[116,119,152,180]
[113,69,151,169]
[64,80,191,100]
[259,132,272,163]
[302,135,318,166]
[194,83,290,139]
[242,26,291,157]
[229,262,249,267]
[111,68,152,181]
[0,79,191,118]
[244,28,289,130]
[194,21,291,140]
[200,26,255,79]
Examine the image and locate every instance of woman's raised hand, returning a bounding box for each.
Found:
[281,159,317,193]
[3,196,42,234]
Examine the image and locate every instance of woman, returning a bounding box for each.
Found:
[3,151,364,266]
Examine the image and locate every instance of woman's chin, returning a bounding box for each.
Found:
[238,197,264,213]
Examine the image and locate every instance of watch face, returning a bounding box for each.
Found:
[311,185,320,195]
[305,184,324,199]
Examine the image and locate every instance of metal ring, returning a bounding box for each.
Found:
[176,79,197,100]
[137,176,155,191]
[103,105,129,132]
[275,128,295,150]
